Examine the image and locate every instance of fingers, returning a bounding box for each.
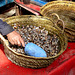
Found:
[8,37,17,45]
[11,37,24,47]
[17,40,21,46]
[9,39,14,45]
[12,38,22,46]
[19,38,25,47]
[7,31,25,47]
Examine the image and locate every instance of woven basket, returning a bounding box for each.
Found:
[40,1,75,42]
[0,15,67,69]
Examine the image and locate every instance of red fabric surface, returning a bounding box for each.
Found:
[0,42,75,75]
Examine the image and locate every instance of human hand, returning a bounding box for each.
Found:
[7,31,25,47]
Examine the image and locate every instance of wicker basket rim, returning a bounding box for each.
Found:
[40,1,75,11]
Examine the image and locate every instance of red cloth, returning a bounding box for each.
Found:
[0,42,75,75]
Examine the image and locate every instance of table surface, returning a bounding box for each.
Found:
[0,42,75,75]
[15,0,41,15]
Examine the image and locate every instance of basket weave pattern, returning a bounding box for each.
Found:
[0,15,68,68]
[40,1,75,42]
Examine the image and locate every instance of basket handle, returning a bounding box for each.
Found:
[0,34,9,45]
[50,13,65,33]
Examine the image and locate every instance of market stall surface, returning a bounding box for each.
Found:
[0,42,75,75]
